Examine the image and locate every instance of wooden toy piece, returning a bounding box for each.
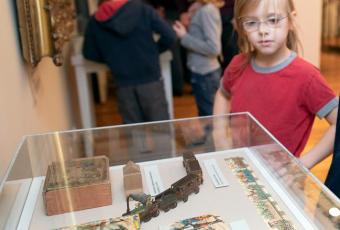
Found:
[43,156,112,216]
[123,161,143,197]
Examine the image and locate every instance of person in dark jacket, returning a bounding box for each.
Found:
[325,100,340,198]
[219,0,238,70]
[83,0,176,124]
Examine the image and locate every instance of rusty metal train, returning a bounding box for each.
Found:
[123,152,203,222]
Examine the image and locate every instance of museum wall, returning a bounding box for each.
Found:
[0,2,74,181]
[295,0,322,67]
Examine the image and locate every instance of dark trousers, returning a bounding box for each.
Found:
[190,68,221,117]
[116,80,169,124]
[325,102,340,198]
[221,16,238,70]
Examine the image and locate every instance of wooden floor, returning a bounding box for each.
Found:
[95,51,340,182]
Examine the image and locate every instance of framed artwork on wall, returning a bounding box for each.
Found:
[16,0,76,66]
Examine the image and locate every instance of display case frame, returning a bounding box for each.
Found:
[0,113,339,229]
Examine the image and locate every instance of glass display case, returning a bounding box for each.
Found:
[0,113,339,229]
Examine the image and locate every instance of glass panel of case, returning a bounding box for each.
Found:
[0,113,339,229]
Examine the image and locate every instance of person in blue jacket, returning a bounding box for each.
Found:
[83,0,176,124]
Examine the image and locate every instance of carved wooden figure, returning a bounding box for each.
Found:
[123,161,143,197]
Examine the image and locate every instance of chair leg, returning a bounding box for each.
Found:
[97,71,108,104]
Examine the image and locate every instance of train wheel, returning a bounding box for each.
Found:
[164,207,170,212]
[154,209,160,217]
[195,187,199,194]
[183,196,188,202]
[171,202,177,209]
[144,216,151,222]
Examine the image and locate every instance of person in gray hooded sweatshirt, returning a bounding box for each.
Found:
[83,0,176,124]
[173,0,223,117]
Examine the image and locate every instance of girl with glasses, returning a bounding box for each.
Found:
[213,0,338,169]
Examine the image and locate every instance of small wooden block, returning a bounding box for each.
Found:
[123,161,143,197]
[43,156,112,216]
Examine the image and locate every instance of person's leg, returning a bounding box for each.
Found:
[221,16,239,70]
[136,80,170,122]
[116,86,144,124]
[171,41,185,96]
[190,69,221,116]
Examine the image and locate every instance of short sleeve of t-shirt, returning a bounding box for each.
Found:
[220,54,247,98]
[303,71,338,118]
[220,69,231,98]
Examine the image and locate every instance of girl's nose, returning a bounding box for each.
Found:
[258,22,269,34]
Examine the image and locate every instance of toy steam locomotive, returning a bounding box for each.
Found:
[123,152,203,222]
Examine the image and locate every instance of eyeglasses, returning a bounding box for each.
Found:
[240,15,289,32]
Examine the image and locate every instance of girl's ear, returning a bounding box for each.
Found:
[288,10,297,30]
[290,10,297,17]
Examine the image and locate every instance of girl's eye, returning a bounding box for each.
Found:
[244,21,258,27]
[267,17,279,25]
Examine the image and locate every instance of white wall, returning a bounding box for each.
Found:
[0,2,74,181]
[295,0,323,67]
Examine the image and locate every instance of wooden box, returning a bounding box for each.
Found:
[43,156,112,216]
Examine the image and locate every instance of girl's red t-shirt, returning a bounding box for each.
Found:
[221,54,337,156]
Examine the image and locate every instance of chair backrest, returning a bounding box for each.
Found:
[325,102,340,198]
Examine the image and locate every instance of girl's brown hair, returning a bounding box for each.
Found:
[234,0,302,59]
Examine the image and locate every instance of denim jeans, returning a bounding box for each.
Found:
[190,68,221,116]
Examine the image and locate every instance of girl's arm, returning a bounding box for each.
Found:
[212,89,232,149]
[300,106,338,169]
[213,88,231,115]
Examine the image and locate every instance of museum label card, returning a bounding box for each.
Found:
[204,159,229,188]
[230,219,250,230]
[143,165,164,196]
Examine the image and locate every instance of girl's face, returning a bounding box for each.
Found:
[240,0,291,61]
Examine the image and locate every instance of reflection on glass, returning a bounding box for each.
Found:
[0,113,339,229]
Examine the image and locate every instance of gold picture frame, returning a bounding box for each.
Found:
[16,0,75,67]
